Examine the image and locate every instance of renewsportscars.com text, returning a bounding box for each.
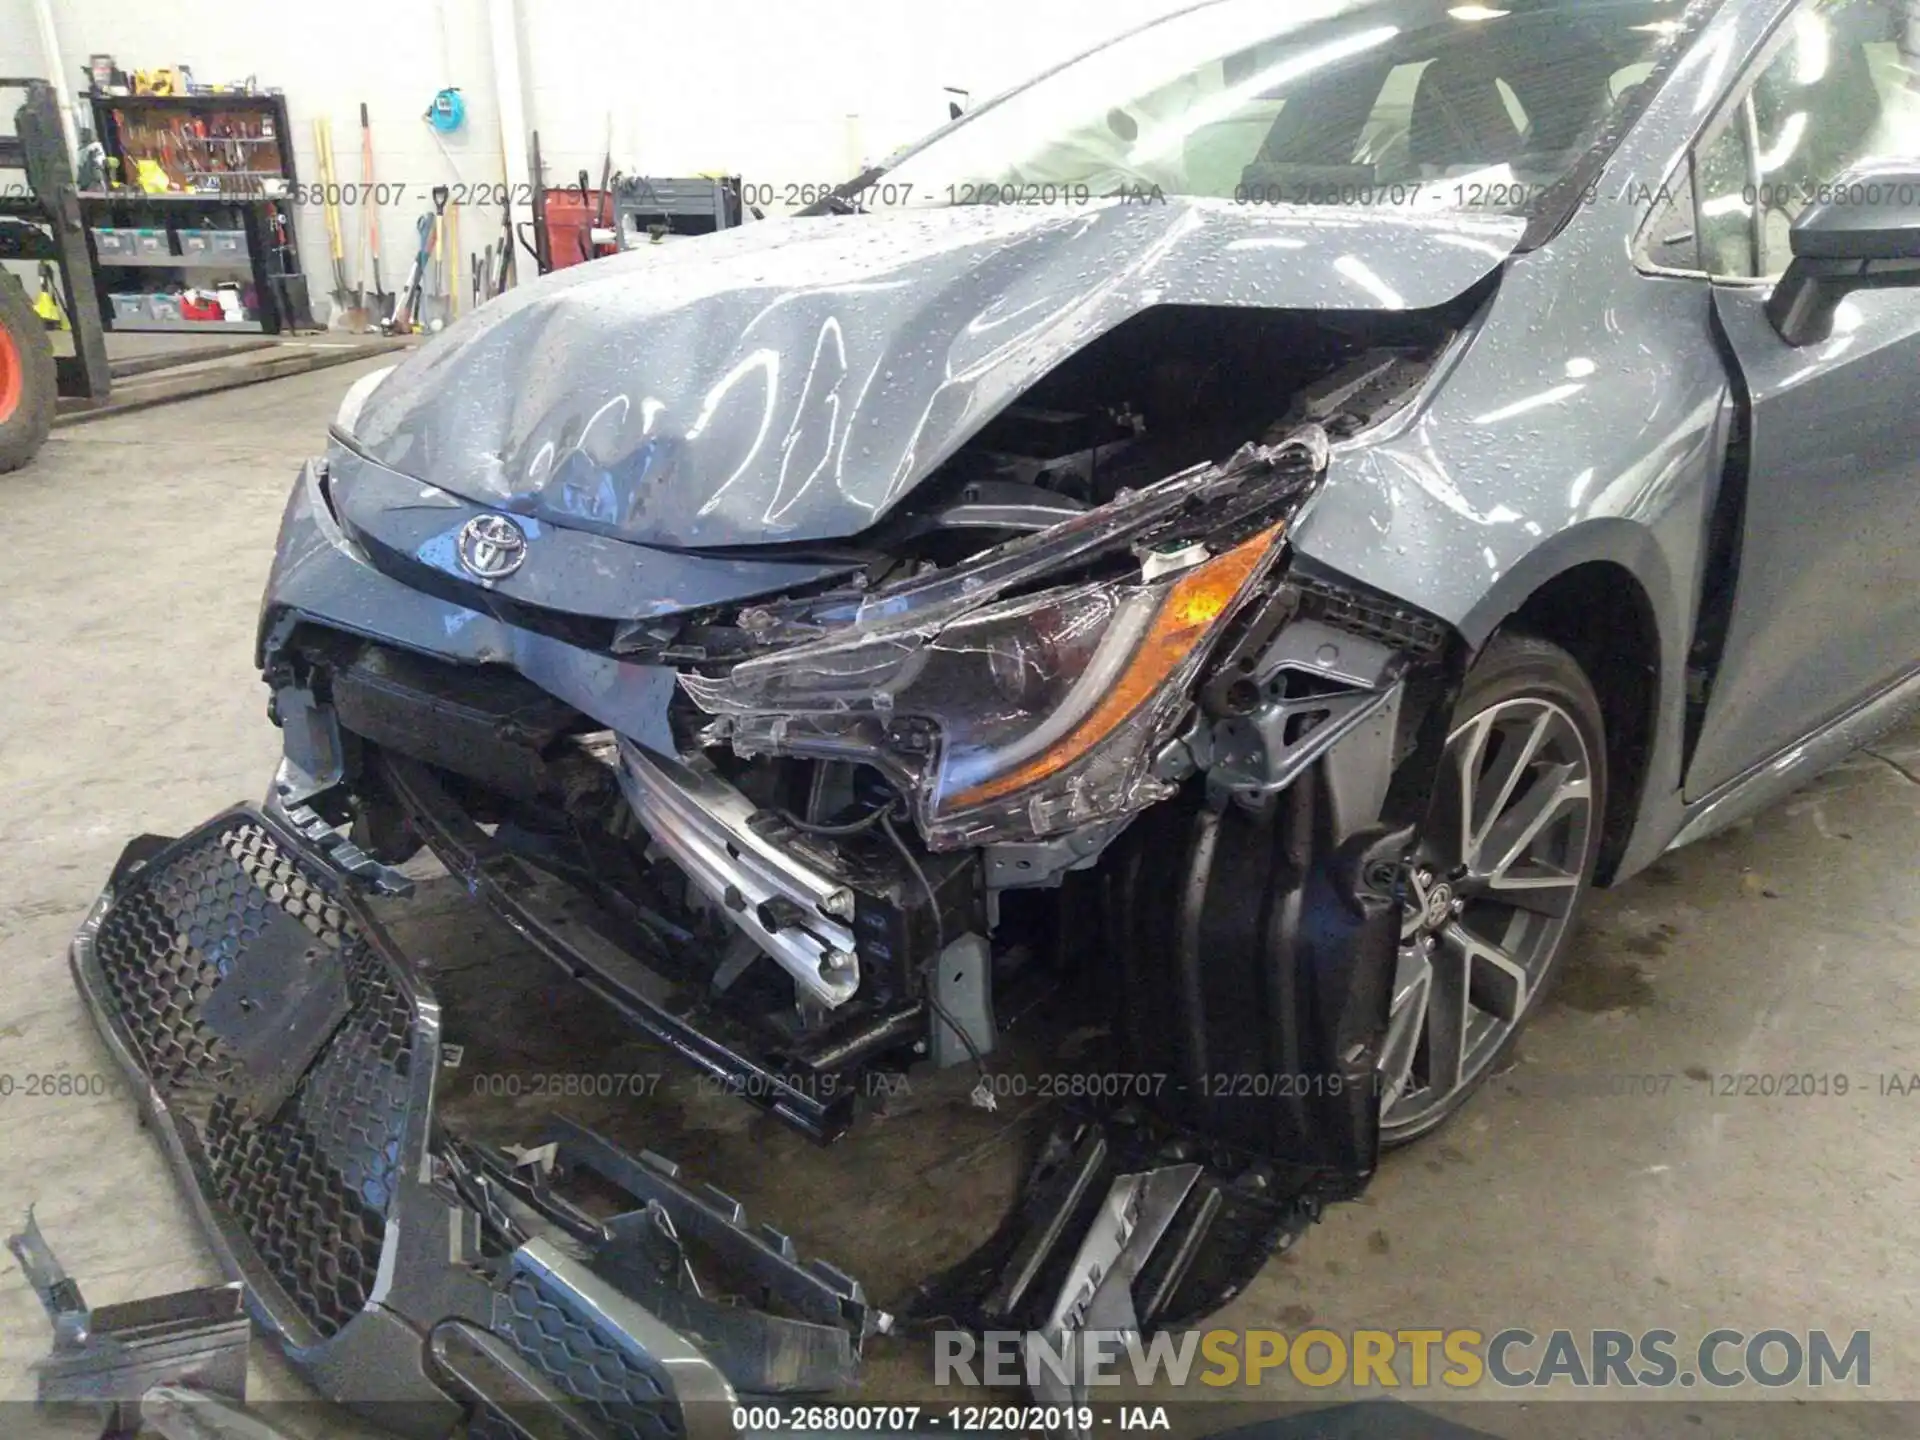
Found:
[935,1327,1871,1391]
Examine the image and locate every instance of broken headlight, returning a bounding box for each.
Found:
[682,521,1284,849]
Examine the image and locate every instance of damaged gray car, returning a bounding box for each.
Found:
[67,0,1920,1431]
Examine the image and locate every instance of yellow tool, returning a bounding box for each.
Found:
[315,119,362,327]
[448,203,460,319]
[32,277,66,329]
[131,68,183,97]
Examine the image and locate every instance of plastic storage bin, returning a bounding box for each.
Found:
[147,292,183,322]
[178,229,213,256]
[92,227,135,259]
[108,292,150,323]
[132,229,168,257]
[209,229,247,257]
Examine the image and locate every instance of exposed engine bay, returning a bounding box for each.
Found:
[69,297,1485,1433]
[262,304,1468,1149]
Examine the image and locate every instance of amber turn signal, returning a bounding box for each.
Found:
[944,522,1285,810]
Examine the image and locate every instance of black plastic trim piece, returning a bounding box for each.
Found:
[67,804,873,1439]
[69,810,469,1438]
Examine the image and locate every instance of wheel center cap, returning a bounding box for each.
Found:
[1421,881,1455,932]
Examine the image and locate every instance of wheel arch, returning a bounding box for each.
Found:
[1461,540,1670,886]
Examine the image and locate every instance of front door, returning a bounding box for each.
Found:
[1685,0,1920,797]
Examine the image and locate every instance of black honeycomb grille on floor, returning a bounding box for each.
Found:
[495,1269,675,1440]
[88,817,416,1341]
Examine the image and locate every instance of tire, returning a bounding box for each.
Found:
[0,268,58,474]
[1377,631,1608,1147]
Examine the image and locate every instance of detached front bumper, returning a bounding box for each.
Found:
[68,806,874,1440]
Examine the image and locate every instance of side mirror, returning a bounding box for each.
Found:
[1767,160,1920,345]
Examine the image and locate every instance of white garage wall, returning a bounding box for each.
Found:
[3,0,58,293]
[0,0,44,77]
[36,0,1185,316]
[44,0,503,315]
[518,0,1177,198]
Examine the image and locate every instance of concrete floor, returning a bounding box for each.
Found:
[2,361,1917,1437]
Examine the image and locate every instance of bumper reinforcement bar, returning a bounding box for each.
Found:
[616,741,861,1010]
[378,753,861,1140]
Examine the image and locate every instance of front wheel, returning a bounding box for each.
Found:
[1378,633,1607,1146]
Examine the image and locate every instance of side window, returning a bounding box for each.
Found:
[1637,106,1745,276]
[1748,4,1903,274]
[1695,109,1759,277]
[1692,0,1920,280]
[1639,149,1703,272]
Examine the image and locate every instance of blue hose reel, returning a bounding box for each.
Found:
[426,87,465,133]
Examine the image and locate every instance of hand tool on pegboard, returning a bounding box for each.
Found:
[574,169,593,263]
[429,185,449,328]
[447,202,461,319]
[529,129,551,274]
[360,104,393,321]
[497,190,516,294]
[595,112,614,256]
[385,208,436,334]
[313,117,351,318]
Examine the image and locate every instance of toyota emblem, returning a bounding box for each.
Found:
[456,514,528,580]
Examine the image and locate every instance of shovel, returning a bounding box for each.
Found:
[361,104,394,320]
[313,118,355,323]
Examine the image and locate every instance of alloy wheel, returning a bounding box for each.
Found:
[1378,695,1596,1141]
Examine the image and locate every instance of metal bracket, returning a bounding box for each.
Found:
[7,1209,251,1410]
[1207,617,1408,798]
[266,765,415,896]
[931,933,996,1068]
[269,688,345,804]
[982,820,1128,891]
[617,740,861,1009]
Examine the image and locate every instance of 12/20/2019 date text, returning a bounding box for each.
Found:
[730,1406,1100,1432]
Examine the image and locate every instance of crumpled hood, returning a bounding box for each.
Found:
[349,199,1524,549]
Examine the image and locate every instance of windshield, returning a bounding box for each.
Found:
[872,0,1697,213]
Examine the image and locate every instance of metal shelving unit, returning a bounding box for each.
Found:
[90,253,252,269]
[118,317,264,332]
[84,90,309,333]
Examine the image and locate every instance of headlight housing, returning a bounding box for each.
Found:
[679,432,1331,849]
[682,520,1285,849]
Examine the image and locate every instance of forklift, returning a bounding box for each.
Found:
[0,78,110,472]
